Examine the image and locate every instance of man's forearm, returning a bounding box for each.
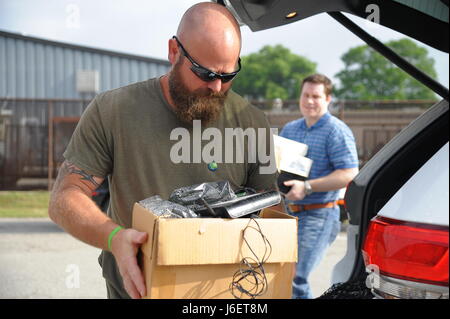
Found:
[49,187,118,251]
[308,168,358,193]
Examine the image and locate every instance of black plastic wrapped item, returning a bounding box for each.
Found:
[195,190,282,218]
[169,181,237,212]
[138,195,198,218]
[277,171,307,194]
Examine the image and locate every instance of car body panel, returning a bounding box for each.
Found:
[331,223,359,284]
[224,0,449,52]
[377,143,449,226]
[345,100,449,226]
[344,99,448,280]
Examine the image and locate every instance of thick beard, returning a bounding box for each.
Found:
[168,59,228,125]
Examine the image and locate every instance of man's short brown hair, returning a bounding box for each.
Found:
[301,74,333,97]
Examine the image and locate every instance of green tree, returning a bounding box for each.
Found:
[334,38,438,100]
[232,45,317,100]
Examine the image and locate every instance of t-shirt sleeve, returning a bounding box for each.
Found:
[63,96,113,177]
[245,123,279,191]
[327,125,359,170]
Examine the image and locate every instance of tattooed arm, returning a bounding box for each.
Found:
[48,160,148,298]
[48,160,115,249]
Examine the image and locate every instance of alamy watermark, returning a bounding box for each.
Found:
[365,264,380,290]
[169,120,277,174]
[365,4,381,29]
[65,264,80,289]
[66,4,81,29]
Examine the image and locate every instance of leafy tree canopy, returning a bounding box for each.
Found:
[334,38,438,100]
[232,45,317,100]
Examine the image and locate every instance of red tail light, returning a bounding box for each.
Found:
[362,216,449,287]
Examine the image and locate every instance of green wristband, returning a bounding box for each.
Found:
[108,226,124,251]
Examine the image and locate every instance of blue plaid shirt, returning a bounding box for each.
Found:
[280,112,358,204]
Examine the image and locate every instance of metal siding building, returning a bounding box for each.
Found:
[0,30,170,101]
[0,30,171,188]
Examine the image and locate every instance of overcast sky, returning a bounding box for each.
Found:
[0,0,448,88]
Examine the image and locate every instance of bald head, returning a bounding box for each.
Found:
[162,2,241,105]
[176,2,241,58]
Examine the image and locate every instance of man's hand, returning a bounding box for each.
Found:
[284,180,306,201]
[111,228,148,299]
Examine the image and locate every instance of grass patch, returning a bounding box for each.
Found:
[0,191,50,218]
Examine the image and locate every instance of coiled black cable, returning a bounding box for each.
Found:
[230,218,272,299]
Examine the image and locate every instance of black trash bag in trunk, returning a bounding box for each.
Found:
[316,276,373,299]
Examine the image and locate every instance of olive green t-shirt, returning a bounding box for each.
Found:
[63,78,277,295]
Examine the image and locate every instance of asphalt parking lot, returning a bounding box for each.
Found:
[0,218,347,299]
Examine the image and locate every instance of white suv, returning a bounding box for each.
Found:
[216,0,449,299]
[341,99,449,299]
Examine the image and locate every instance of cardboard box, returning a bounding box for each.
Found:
[132,203,298,299]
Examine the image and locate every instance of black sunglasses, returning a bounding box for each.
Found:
[173,36,241,83]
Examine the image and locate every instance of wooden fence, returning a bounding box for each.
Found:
[0,98,432,189]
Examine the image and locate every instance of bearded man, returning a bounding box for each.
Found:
[48,2,277,299]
